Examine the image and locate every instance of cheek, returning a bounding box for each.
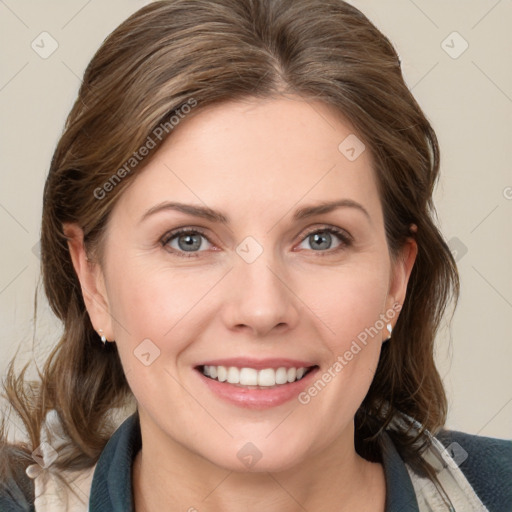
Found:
[298,266,388,406]
[107,260,201,332]
[305,264,388,352]
[104,261,220,369]
[103,264,207,408]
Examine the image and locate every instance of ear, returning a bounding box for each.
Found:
[63,223,114,342]
[383,225,418,336]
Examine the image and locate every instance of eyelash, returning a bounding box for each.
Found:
[160,226,353,259]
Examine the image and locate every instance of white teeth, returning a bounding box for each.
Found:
[227,367,239,384]
[201,365,311,386]
[275,367,288,385]
[258,368,275,386]
[217,366,227,382]
[239,367,258,385]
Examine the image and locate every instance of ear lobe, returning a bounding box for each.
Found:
[383,231,418,333]
[63,223,114,341]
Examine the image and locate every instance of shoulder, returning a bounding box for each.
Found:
[435,428,512,511]
[0,444,35,511]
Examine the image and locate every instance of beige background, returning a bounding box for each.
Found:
[0,1,511,439]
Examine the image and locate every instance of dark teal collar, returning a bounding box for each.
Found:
[89,412,419,511]
[89,412,141,511]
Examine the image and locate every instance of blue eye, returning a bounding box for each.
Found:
[161,225,352,259]
[161,228,212,257]
[297,227,352,253]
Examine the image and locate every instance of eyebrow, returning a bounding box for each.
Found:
[140,199,371,224]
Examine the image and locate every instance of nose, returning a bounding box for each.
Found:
[220,250,301,338]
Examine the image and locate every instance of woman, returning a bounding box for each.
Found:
[1,0,510,510]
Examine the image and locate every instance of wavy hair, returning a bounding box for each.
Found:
[1,0,459,493]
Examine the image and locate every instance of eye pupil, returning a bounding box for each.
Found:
[310,231,332,250]
[178,234,202,251]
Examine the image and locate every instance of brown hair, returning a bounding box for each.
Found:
[1,0,459,494]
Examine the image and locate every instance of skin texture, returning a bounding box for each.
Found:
[65,96,417,511]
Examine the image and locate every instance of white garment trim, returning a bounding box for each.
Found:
[25,409,94,512]
[391,414,489,512]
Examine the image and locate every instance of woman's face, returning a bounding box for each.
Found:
[76,96,416,472]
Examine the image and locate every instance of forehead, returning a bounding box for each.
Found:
[112,96,382,226]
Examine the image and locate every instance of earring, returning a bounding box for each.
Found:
[98,329,107,344]
[384,323,392,342]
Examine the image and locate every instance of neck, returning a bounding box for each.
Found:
[132,413,386,512]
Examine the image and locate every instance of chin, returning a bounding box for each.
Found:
[201,440,309,474]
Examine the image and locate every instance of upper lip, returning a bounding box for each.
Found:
[195,358,317,370]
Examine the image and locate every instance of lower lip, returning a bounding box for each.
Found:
[195,367,319,409]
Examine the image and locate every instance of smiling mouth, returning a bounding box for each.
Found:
[196,365,318,388]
